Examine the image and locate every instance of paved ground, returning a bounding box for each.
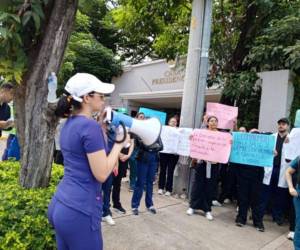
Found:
[102,180,293,250]
[0,136,292,250]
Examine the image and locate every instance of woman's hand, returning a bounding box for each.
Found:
[115,126,130,147]
[289,187,298,197]
[120,154,129,162]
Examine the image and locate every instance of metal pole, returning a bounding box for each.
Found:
[194,0,213,127]
[179,0,205,128]
[173,0,213,197]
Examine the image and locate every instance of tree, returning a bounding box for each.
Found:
[0,0,78,188]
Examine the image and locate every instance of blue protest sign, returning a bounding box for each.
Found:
[138,107,167,125]
[229,132,276,167]
[295,110,300,128]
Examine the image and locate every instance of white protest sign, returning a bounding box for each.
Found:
[177,128,193,156]
[160,126,180,154]
[284,128,300,160]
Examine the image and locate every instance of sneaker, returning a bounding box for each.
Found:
[287,231,294,240]
[148,206,157,214]
[165,191,171,196]
[186,208,194,216]
[212,200,222,207]
[102,215,115,226]
[132,208,139,216]
[205,212,214,221]
[254,223,265,232]
[158,189,164,195]
[224,198,231,204]
[114,206,126,214]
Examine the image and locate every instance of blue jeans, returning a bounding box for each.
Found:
[294,195,300,250]
[129,149,138,190]
[102,174,113,217]
[131,152,158,209]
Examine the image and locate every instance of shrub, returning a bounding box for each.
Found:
[0,161,63,250]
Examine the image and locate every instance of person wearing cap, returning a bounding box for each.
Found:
[47,73,130,250]
[259,118,290,226]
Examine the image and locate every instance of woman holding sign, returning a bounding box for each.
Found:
[186,116,220,221]
[158,117,179,196]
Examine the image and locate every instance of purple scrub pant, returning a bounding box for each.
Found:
[48,197,102,250]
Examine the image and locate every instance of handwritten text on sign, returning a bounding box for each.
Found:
[230,132,276,167]
[206,103,238,130]
[190,129,232,164]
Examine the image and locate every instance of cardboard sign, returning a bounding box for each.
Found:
[206,103,238,130]
[230,132,276,167]
[160,126,180,154]
[284,128,300,160]
[190,129,232,164]
[138,107,167,125]
[177,128,193,156]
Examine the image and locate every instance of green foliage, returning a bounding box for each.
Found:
[58,9,122,92]
[222,71,261,129]
[108,0,191,62]
[246,12,300,73]
[0,161,63,249]
[0,0,48,83]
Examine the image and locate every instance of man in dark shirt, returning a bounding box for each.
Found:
[0,83,14,136]
[0,83,15,161]
[259,118,289,226]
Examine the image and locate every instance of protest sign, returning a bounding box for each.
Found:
[190,129,232,164]
[160,126,180,154]
[284,128,300,160]
[230,132,276,167]
[177,128,193,156]
[295,110,300,128]
[139,107,167,125]
[206,103,238,130]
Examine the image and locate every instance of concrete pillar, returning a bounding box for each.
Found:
[258,70,294,132]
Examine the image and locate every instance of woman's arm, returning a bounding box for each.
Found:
[286,167,298,197]
[88,130,130,182]
[87,143,123,183]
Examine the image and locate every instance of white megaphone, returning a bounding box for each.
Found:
[104,107,162,146]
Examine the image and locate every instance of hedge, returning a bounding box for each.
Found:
[0,161,63,250]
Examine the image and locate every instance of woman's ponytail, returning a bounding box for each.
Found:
[55,94,72,118]
[55,90,82,118]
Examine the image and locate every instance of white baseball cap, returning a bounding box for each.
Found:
[65,73,115,102]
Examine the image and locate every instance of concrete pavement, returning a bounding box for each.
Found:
[102,180,293,250]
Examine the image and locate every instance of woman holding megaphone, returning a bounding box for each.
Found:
[47,73,130,250]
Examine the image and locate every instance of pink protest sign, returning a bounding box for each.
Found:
[206,103,238,129]
[190,129,232,164]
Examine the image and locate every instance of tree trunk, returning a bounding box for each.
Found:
[15,0,78,188]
